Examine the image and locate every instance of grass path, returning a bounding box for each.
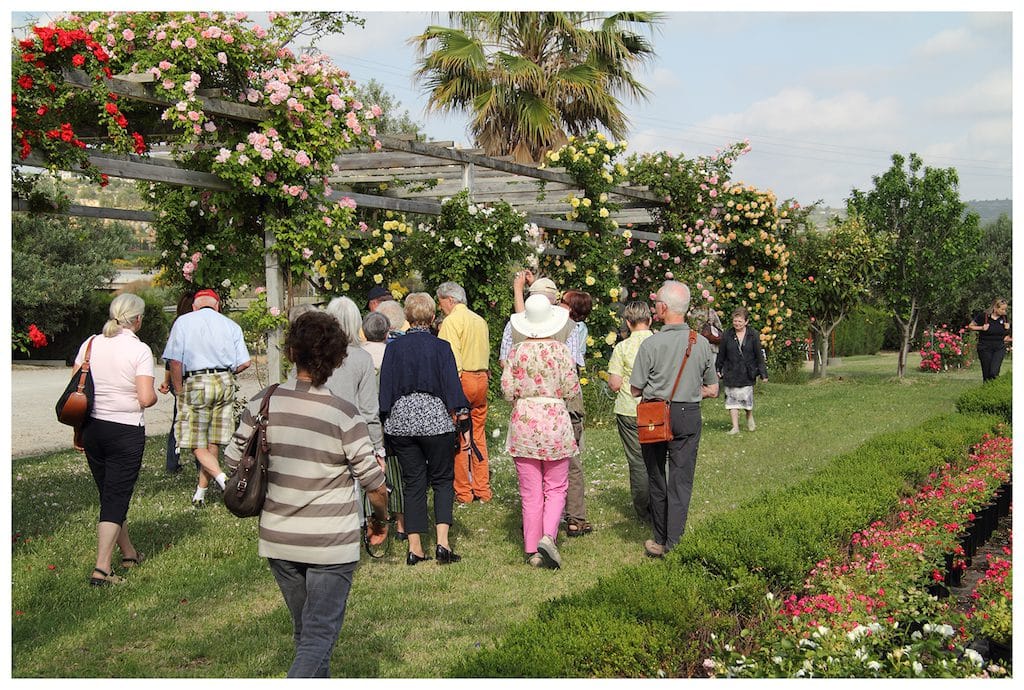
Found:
[10,354,1000,677]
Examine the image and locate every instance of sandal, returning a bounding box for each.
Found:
[526,552,544,568]
[89,567,125,587]
[121,551,144,568]
[565,517,593,537]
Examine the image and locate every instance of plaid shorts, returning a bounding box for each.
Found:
[175,371,237,449]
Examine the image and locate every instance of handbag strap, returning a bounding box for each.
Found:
[667,330,699,401]
[256,383,280,453]
[76,336,96,394]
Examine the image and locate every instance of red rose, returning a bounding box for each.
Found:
[72,53,86,67]
[100,174,110,187]
[36,105,47,116]
[21,52,36,62]
[105,102,119,115]
[28,324,48,348]
[115,114,128,128]
[132,132,146,154]
[17,75,33,90]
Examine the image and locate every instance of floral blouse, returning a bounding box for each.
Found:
[500,339,581,461]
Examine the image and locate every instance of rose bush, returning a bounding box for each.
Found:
[919,326,971,372]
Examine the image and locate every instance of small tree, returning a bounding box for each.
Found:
[789,215,885,378]
[12,176,130,342]
[847,153,981,378]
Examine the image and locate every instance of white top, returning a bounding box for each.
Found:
[75,329,155,426]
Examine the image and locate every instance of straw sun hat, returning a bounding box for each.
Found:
[511,294,570,339]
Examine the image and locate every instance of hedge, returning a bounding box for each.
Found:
[832,305,890,356]
[453,381,1010,677]
[955,374,1012,423]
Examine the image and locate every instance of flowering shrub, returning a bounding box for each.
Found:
[312,211,416,296]
[707,434,1013,678]
[919,326,971,372]
[540,131,630,364]
[969,543,1012,644]
[236,287,290,387]
[11,324,48,356]
[14,12,382,296]
[12,24,144,185]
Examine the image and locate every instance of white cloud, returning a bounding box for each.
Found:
[914,28,972,58]
[699,88,902,136]
[645,66,682,93]
[927,69,1011,117]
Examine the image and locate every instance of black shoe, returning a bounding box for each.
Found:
[395,531,408,542]
[435,544,462,564]
[406,551,432,566]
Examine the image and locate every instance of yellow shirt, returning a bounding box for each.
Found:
[438,303,490,372]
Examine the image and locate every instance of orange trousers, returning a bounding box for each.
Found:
[454,370,491,502]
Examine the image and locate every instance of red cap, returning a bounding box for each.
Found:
[194,289,220,304]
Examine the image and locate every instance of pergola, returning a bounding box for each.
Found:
[15,70,670,378]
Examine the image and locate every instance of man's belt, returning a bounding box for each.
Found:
[185,367,232,378]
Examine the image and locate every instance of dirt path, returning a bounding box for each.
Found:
[9,362,266,459]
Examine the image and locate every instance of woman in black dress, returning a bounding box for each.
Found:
[716,307,768,434]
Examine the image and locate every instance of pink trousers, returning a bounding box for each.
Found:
[513,456,571,553]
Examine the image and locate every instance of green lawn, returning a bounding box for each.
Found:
[10,354,1004,677]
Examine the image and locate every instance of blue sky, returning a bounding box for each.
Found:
[8,6,1014,207]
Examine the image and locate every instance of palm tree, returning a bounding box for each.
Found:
[411,11,662,163]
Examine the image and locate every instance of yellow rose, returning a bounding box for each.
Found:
[586,336,595,347]
[585,275,596,286]
[579,377,589,386]
[549,152,560,162]
[570,197,581,208]
[622,229,632,239]
[341,282,349,291]
[373,274,383,284]
[587,146,596,155]
[599,207,610,218]
[605,332,617,345]
[323,281,332,290]
[582,198,592,207]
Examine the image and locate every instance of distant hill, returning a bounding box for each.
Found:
[806,199,1011,229]
[965,199,1012,226]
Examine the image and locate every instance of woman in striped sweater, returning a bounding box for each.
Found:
[226,311,389,678]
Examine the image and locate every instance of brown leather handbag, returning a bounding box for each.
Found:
[637,331,698,444]
[224,384,279,518]
[55,336,96,427]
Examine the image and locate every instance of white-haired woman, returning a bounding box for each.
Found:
[323,296,404,536]
[73,293,158,586]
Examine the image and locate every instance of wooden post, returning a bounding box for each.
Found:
[264,227,283,384]
[462,162,475,197]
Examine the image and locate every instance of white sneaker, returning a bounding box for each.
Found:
[537,535,562,569]
[727,428,740,435]
[747,420,756,431]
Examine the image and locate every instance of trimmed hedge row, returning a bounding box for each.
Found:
[454,383,1010,677]
[955,374,1012,422]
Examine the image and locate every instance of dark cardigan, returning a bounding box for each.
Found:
[378,330,470,418]
[715,327,768,387]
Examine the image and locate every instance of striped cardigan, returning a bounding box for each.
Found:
[224,379,385,565]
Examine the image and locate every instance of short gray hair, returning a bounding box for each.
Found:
[658,280,690,316]
[622,301,651,326]
[324,296,362,342]
[376,300,406,330]
[436,281,466,304]
[362,311,390,342]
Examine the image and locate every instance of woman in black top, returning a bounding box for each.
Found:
[967,298,1011,382]
[716,307,768,434]
[378,292,470,565]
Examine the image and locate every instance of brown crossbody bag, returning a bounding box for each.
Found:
[636,330,698,444]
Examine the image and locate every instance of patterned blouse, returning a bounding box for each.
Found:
[500,339,581,461]
[383,392,456,437]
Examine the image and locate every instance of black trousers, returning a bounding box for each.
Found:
[386,432,457,534]
[81,418,146,524]
[641,402,702,550]
[977,343,1007,382]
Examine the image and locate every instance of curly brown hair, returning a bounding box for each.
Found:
[286,311,348,386]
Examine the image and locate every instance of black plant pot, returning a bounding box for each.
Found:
[987,637,1012,665]
[995,483,1011,517]
[926,583,950,599]
[944,552,963,588]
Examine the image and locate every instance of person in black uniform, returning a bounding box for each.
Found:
[967,298,1011,382]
